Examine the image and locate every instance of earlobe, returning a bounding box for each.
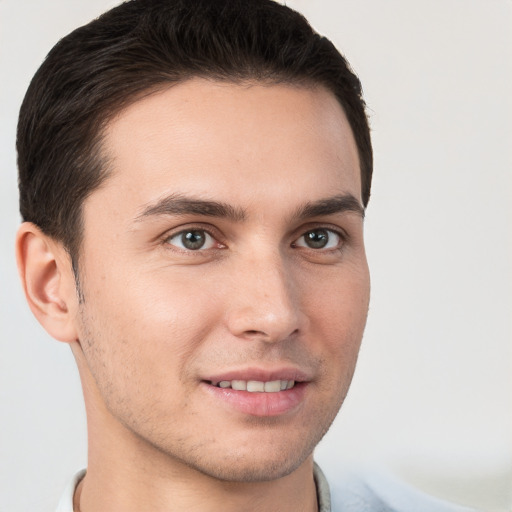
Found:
[15,222,79,343]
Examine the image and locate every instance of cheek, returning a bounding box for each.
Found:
[76,265,222,396]
[305,261,370,332]
[304,263,370,379]
[84,258,219,331]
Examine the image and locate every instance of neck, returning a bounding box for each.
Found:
[77,450,318,512]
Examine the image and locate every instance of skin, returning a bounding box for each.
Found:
[17,79,370,512]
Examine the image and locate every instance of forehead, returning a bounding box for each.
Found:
[93,79,361,218]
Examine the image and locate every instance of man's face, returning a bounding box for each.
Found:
[74,79,370,481]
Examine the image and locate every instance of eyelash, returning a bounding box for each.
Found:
[161,224,347,254]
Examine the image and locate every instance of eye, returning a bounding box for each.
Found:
[294,228,342,250]
[165,229,218,251]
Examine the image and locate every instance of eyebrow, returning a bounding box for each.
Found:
[295,194,365,220]
[134,193,246,222]
[134,192,364,223]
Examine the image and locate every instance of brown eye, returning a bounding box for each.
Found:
[294,229,341,250]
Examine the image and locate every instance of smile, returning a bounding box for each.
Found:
[203,378,306,417]
[210,380,296,392]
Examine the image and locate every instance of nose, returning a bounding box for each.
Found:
[225,250,305,343]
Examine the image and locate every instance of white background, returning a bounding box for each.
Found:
[0,1,510,511]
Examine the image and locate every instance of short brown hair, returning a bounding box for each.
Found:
[17,0,373,262]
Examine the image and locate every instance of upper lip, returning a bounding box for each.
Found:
[203,366,312,385]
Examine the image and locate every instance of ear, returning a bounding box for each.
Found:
[15,222,79,343]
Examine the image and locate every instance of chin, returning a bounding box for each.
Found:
[192,451,310,483]
[169,423,326,484]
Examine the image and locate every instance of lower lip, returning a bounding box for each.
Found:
[202,382,308,417]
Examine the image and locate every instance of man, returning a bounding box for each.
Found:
[14,1,478,510]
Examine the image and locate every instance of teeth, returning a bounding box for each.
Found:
[247,380,264,392]
[264,380,281,392]
[214,379,296,392]
[231,380,246,391]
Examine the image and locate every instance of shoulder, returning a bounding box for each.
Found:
[317,464,480,512]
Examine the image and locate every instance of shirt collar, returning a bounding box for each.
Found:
[314,462,332,512]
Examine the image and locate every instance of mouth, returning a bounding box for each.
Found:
[206,379,296,392]
[201,370,308,417]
